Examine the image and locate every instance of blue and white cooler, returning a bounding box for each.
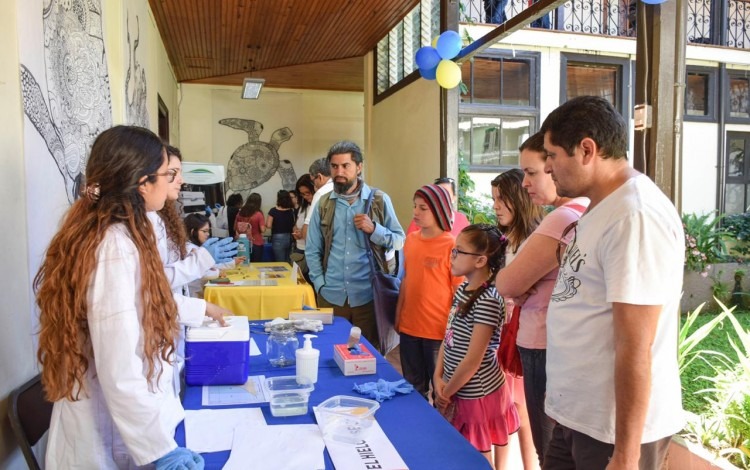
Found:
[185,316,250,386]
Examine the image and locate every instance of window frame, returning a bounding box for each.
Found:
[724,131,750,214]
[458,49,540,173]
[684,65,718,122]
[460,49,541,109]
[373,0,440,104]
[559,52,631,125]
[725,69,750,124]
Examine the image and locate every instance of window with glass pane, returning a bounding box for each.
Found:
[566,63,618,106]
[503,61,530,106]
[461,57,532,105]
[473,58,502,104]
[725,133,750,214]
[729,76,750,119]
[374,0,440,99]
[728,138,745,178]
[459,115,532,168]
[686,72,709,116]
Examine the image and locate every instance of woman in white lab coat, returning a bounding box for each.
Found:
[35,126,204,469]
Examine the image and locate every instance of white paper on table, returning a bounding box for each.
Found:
[202,375,268,406]
[185,408,266,453]
[313,409,409,470]
[223,423,325,470]
[249,337,261,356]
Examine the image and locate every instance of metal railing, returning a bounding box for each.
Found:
[459,0,750,48]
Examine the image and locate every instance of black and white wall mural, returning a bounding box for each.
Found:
[18,0,113,332]
[222,118,297,193]
[125,11,149,128]
[19,0,112,204]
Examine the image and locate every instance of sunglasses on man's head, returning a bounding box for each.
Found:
[434,177,455,185]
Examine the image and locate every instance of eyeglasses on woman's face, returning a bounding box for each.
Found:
[147,168,179,184]
[199,228,211,234]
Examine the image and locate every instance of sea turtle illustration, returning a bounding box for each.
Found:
[277,159,298,191]
[221,118,294,192]
[20,0,112,203]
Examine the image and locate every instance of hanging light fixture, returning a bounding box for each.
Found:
[241,78,265,99]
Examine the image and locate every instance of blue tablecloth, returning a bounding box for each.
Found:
[176,317,490,469]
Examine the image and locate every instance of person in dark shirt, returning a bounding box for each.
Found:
[226,193,243,238]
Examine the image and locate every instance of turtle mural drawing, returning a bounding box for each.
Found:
[221,118,297,192]
[20,0,112,203]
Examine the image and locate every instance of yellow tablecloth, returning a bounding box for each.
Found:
[203,262,316,320]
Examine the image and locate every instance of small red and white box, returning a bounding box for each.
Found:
[333,343,376,376]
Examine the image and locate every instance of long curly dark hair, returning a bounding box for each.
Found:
[34,126,179,401]
[158,147,187,260]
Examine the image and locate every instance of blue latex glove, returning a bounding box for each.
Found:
[154,447,205,470]
[202,237,239,264]
[353,379,414,402]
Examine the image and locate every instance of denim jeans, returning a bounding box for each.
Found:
[484,0,508,24]
[271,233,292,264]
[399,333,442,399]
[518,346,554,466]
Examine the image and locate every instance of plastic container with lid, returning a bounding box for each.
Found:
[185,316,249,385]
[265,376,314,417]
[315,395,380,443]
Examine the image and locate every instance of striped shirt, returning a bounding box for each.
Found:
[442,282,505,399]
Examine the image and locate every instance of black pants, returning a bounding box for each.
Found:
[398,332,441,399]
[543,423,671,470]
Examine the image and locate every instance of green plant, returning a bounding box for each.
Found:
[678,303,728,375]
[683,212,729,275]
[683,300,750,468]
[711,270,731,304]
[457,157,495,224]
[725,212,750,258]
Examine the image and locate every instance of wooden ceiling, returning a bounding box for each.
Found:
[148,0,421,92]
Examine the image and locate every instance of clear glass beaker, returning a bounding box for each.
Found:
[266,324,299,367]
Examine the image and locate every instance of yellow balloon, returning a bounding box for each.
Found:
[431,36,439,48]
[436,60,461,89]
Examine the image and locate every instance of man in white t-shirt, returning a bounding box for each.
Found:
[541,96,685,470]
[301,157,334,241]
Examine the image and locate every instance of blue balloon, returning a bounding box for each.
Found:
[436,31,462,60]
[419,66,437,80]
[415,47,441,71]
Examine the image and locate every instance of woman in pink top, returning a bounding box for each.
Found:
[494,133,588,467]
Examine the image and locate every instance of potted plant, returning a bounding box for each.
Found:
[682,213,743,312]
[671,300,750,469]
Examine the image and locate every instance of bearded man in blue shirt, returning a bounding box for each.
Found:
[305,141,405,351]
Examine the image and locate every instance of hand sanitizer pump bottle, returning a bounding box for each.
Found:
[296,334,319,384]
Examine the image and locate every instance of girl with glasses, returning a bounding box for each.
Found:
[492,133,588,468]
[433,224,518,470]
[35,126,204,469]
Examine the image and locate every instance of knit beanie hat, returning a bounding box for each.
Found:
[414,184,453,232]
